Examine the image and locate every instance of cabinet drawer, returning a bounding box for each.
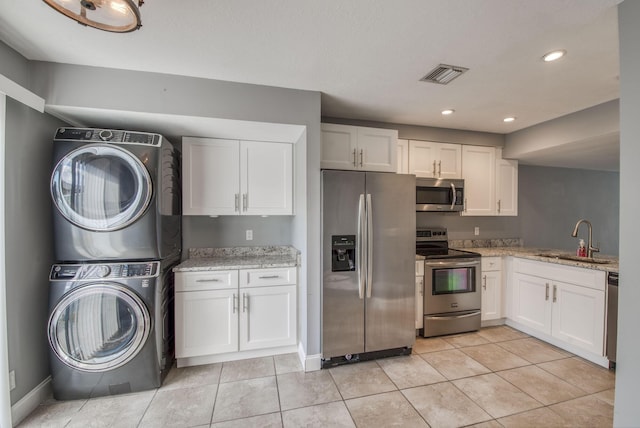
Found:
[481,257,502,271]
[415,260,425,276]
[240,267,297,287]
[175,270,239,292]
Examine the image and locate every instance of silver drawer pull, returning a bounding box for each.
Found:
[258,275,280,279]
[196,279,221,283]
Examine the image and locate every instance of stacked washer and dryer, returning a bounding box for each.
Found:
[47,127,181,400]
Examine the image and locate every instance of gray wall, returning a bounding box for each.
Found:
[182,216,293,254]
[615,1,640,424]
[5,97,66,404]
[0,41,31,89]
[518,165,619,255]
[416,212,520,241]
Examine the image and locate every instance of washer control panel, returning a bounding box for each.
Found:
[50,262,159,280]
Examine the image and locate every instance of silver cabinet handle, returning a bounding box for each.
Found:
[258,275,280,279]
[464,198,467,212]
[352,149,357,167]
[553,284,557,303]
[233,293,237,314]
[196,278,220,282]
[438,160,442,177]
[419,278,424,296]
[359,149,364,167]
[497,199,502,213]
[243,194,248,212]
[243,292,248,312]
[545,283,549,301]
[482,275,487,290]
[235,194,239,212]
[432,160,437,177]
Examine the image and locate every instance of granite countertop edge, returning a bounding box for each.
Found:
[466,247,619,273]
[173,245,300,272]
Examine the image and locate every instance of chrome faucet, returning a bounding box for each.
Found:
[571,219,600,258]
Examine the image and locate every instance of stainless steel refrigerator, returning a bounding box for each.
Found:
[322,170,416,368]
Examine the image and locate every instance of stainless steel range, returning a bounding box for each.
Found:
[417,228,482,337]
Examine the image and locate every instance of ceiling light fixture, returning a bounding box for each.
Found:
[43,0,143,33]
[441,109,455,115]
[503,117,516,123]
[542,50,566,62]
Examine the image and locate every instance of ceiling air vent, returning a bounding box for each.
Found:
[420,64,469,85]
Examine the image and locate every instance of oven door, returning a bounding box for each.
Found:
[424,258,481,315]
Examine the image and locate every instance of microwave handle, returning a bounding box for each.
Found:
[450,182,457,210]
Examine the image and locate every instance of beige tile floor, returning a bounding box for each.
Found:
[18,326,616,428]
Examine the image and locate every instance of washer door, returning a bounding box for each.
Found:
[48,283,151,372]
[51,144,152,232]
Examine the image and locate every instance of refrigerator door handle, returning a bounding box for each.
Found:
[357,194,366,299]
[366,193,373,298]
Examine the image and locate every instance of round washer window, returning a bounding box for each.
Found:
[48,283,151,372]
[51,144,152,231]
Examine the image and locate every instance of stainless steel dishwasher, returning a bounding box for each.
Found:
[606,271,618,368]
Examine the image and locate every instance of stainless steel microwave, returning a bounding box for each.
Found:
[416,178,464,212]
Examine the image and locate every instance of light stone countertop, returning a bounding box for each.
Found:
[465,246,619,273]
[173,246,299,272]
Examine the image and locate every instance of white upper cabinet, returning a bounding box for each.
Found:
[496,149,518,216]
[321,123,397,172]
[461,146,518,216]
[408,140,462,179]
[462,145,496,216]
[397,139,409,174]
[183,137,293,216]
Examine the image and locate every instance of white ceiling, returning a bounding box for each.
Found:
[0,0,622,168]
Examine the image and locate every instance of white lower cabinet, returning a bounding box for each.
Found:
[415,260,424,329]
[481,257,502,322]
[510,258,605,357]
[175,267,297,362]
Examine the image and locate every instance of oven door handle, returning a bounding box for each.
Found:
[424,260,479,267]
[425,311,480,321]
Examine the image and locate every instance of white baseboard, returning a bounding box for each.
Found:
[297,342,321,372]
[11,376,51,427]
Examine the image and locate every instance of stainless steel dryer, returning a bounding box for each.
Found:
[50,127,181,262]
[47,259,175,400]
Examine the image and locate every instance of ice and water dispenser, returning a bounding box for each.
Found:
[331,235,356,271]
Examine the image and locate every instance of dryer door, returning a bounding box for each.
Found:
[51,144,152,232]
[48,283,151,372]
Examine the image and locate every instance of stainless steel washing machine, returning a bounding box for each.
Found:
[50,127,181,262]
[47,259,175,400]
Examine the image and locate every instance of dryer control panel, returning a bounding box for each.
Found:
[50,262,159,280]
[54,127,161,146]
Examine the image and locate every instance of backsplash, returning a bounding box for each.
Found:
[450,238,523,249]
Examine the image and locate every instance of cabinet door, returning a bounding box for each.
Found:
[552,281,605,355]
[239,285,297,351]
[462,145,496,216]
[320,123,358,170]
[511,273,552,335]
[496,157,518,216]
[175,289,238,358]
[241,141,293,215]
[436,143,463,179]
[408,140,437,178]
[415,276,424,329]
[182,138,240,216]
[357,127,397,172]
[397,139,409,174]
[481,270,501,321]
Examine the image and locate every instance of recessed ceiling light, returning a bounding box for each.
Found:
[441,109,455,115]
[503,117,516,123]
[542,50,566,62]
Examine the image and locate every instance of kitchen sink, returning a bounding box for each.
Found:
[534,253,612,264]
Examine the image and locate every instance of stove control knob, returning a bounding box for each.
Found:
[99,130,114,141]
[96,265,111,278]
